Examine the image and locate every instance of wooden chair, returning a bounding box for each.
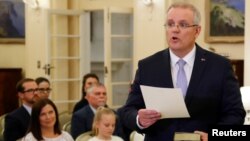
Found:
[76,131,124,141]
[129,130,144,141]
[75,131,93,141]
[62,121,71,133]
[240,86,250,125]
[59,111,72,129]
[0,114,7,141]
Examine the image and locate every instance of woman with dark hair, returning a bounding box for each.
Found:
[73,73,99,113]
[34,77,51,100]
[21,98,73,141]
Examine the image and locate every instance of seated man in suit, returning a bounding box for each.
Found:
[71,83,124,140]
[4,78,38,141]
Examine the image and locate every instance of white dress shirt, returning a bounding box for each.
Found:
[169,46,196,88]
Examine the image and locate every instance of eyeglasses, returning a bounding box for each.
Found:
[37,88,52,93]
[165,22,198,30]
[23,89,38,94]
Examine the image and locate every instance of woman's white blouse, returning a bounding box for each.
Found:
[21,131,74,141]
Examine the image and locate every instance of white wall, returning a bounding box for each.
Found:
[0,44,25,69]
[244,0,250,85]
[25,8,48,78]
[80,0,132,9]
[133,0,166,72]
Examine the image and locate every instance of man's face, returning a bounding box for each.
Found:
[19,81,38,106]
[166,7,201,57]
[86,86,107,109]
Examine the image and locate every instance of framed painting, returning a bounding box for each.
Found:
[205,0,245,43]
[0,0,25,44]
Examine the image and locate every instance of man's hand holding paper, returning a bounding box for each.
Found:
[140,85,190,119]
[138,109,161,128]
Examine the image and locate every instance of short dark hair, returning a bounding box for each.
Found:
[35,77,50,85]
[27,98,61,140]
[16,78,35,93]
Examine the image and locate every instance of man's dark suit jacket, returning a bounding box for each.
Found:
[119,45,246,141]
[71,105,124,140]
[4,106,30,141]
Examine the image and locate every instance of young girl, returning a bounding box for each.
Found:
[88,107,124,141]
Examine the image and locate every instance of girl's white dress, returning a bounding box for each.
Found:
[88,136,124,141]
[21,131,74,141]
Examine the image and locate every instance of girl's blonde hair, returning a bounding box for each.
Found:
[92,106,116,136]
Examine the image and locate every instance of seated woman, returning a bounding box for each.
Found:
[21,98,73,141]
[88,107,124,141]
[73,73,99,113]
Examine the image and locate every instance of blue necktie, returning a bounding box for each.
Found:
[176,59,187,97]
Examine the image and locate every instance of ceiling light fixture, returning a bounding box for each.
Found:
[143,0,153,6]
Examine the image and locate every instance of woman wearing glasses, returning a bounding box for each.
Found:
[34,77,52,101]
[73,73,99,113]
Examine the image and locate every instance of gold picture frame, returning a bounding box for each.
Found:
[205,0,245,43]
[0,0,25,44]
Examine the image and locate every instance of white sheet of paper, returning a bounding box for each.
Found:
[140,85,190,119]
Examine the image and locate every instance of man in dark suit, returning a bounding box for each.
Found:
[119,2,246,141]
[4,78,38,141]
[71,83,124,139]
